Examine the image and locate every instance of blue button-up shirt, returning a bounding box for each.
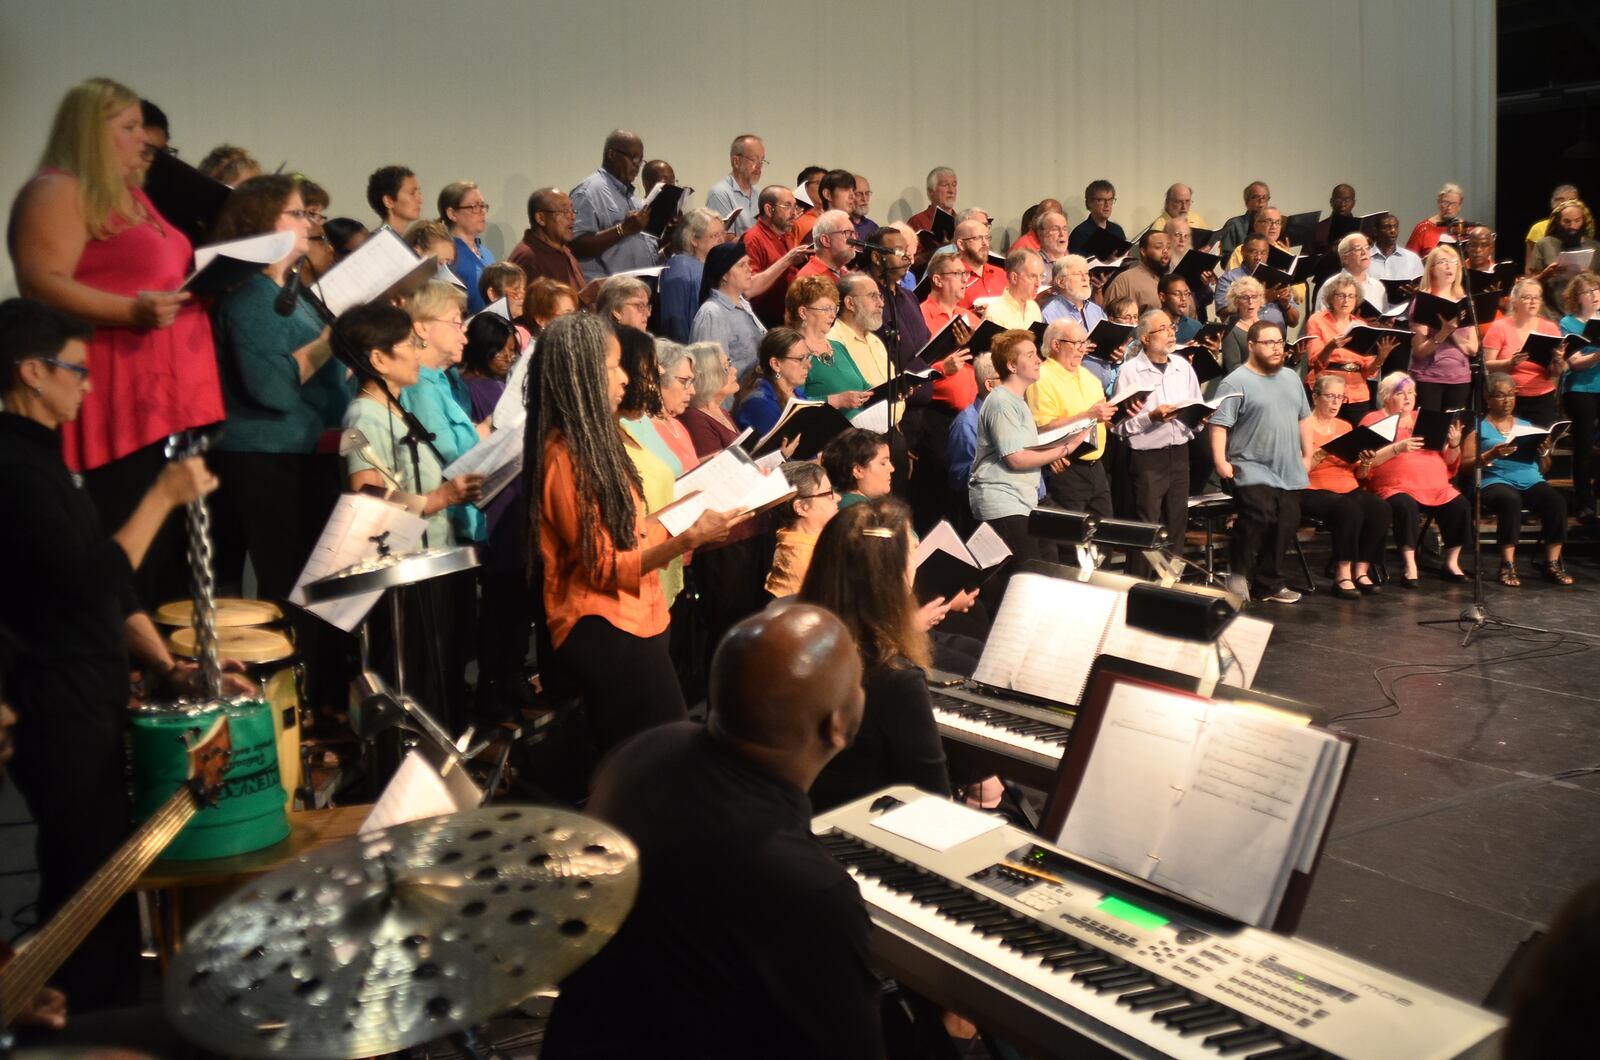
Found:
[453,236,495,312]
[571,167,658,281]
[691,289,767,383]
[704,174,759,237]
[657,254,703,343]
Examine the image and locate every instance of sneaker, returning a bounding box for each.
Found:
[1261,587,1302,604]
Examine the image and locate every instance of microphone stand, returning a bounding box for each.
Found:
[1418,219,1557,645]
[878,263,902,435]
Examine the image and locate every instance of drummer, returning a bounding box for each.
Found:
[0,299,249,1010]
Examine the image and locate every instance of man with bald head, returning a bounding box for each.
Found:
[569,128,656,281]
[953,215,1006,309]
[1153,182,1209,231]
[705,133,765,237]
[744,184,812,325]
[542,605,881,1060]
[508,186,585,299]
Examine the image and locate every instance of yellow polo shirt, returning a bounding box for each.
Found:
[983,288,1044,331]
[1024,357,1106,461]
[827,319,903,426]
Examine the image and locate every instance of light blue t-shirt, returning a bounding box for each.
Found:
[969,386,1043,520]
[1478,419,1545,491]
[343,396,453,548]
[1210,364,1311,490]
[1559,315,1600,394]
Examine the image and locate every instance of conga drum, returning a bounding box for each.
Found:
[129,698,290,860]
[167,625,303,813]
[154,597,288,636]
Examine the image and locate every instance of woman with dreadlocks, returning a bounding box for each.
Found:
[525,313,746,751]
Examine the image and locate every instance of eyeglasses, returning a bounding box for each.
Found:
[539,206,577,218]
[282,208,311,221]
[38,357,89,379]
[608,148,644,164]
[308,235,332,246]
[797,489,839,500]
[423,318,466,330]
[669,374,694,388]
[623,299,651,311]
[933,270,966,279]
[736,155,768,169]
[779,354,811,363]
[1056,338,1090,347]
[1317,392,1347,401]
[1252,339,1286,348]
[1089,196,1116,205]
[803,303,839,314]
[455,203,490,213]
[304,210,326,225]
[1147,323,1175,334]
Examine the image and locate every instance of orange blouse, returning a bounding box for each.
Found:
[1304,311,1378,404]
[1305,415,1359,493]
[540,432,669,648]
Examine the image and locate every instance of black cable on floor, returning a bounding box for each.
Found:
[1332,625,1593,724]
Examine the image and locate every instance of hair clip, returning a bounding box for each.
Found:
[860,527,894,539]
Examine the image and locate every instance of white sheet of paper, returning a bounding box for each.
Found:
[870,795,1006,852]
[443,422,525,506]
[613,265,667,279]
[659,449,791,536]
[1055,682,1208,872]
[312,229,424,317]
[1558,248,1595,275]
[852,400,891,432]
[189,230,296,276]
[360,751,481,836]
[754,450,786,471]
[1033,416,1095,448]
[965,521,1012,569]
[914,520,968,567]
[1366,413,1401,442]
[971,573,1120,705]
[493,338,536,431]
[288,493,429,632]
[469,296,511,323]
[1107,376,1152,406]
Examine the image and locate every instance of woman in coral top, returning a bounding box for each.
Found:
[1483,277,1564,426]
[525,314,742,753]
[1303,274,1398,424]
[1300,375,1391,597]
[9,77,223,602]
[1358,372,1469,587]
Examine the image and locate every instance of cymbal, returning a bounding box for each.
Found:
[302,546,480,603]
[165,805,638,1058]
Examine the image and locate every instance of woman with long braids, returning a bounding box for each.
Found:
[525,314,744,752]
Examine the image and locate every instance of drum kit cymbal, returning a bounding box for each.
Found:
[165,805,639,1058]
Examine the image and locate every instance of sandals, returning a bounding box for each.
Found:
[1498,562,1520,588]
[1543,563,1575,586]
[1332,578,1361,600]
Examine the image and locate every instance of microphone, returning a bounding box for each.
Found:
[274,256,307,316]
[848,238,901,256]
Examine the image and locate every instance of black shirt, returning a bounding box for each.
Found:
[541,722,884,1060]
[0,413,137,742]
[810,658,951,814]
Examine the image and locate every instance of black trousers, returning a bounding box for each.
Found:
[8,714,139,1011]
[904,405,955,536]
[1106,432,1136,518]
[692,536,769,676]
[554,616,687,753]
[1515,391,1560,427]
[1388,492,1470,550]
[79,439,189,609]
[1301,488,1391,564]
[1565,390,1599,511]
[1230,484,1300,594]
[1129,444,1190,575]
[210,451,341,601]
[1415,381,1471,412]
[477,566,535,719]
[982,514,1042,613]
[1044,457,1113,518]
[1481,481,1567,547]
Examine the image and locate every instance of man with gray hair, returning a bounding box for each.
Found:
[1152,182,1208,231]
[909,166,959,239]
[1315,232,1387,312]
[982,248,1044,330]
[795,209,857,282]
[1029,319,1117,518]
[570,128,656,281]
[509,186,587,297]
[829,273,895,406]
[705,134,765,237]
[1114,308,1206,575]
[953,215,1006,310]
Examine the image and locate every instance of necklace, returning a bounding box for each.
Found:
[807,335,834,365]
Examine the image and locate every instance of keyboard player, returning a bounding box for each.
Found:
[541,604,883,1060]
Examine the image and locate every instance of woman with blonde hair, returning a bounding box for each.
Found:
[1409,244,1483,411]
[401,280,484,543]
[1483,277,1564,425]
[1218,274,1266,378]
[8,76,223,604]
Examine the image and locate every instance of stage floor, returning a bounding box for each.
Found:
[1252,547,1600,1006]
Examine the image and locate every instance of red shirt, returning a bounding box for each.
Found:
[789,208,820,249]
[795,255,846,285]
[957,261,1007,311]
[920,297,978,411]
[1359,410,1460,506]
[1405,218,1454,256]
[1009,231,1041,254]
[1483,316,1561,397]
[743,219,796,326]
[58,184,222,472]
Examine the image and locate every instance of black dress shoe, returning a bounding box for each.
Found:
[1441,570,1468,584]
[1332,578,1361,600]
[1354,575,1381,595]
[1401,575,1421,589]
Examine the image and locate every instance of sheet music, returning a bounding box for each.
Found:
[1215,615,1273,687]
[312,229,424,317]
[658,449,791,536]
[469,296,511,323]
[1055,682,1208,873]
[1558,248,1595,275]
[613,265,667,279]
[971,573,1120,705]
[442,422,524,506]
[870,795,1006,852]
[914,520,969,567]
[964,522,1011,569]
[492,337,536,431]
[360,751,482,836]
[287,492,428,632]
[188,230,295,276]
[1150,711,1338,925]
[853,400,891,432]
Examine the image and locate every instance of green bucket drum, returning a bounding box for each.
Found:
[130,698,290,860]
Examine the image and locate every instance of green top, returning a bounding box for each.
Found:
[343,395,453,548]
[213,273,351,453]
[803,340,871,419]
[837,491,867,510]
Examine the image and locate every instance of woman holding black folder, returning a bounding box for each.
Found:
[1300,375,1391,596]
[1484,278,1564,426]
[1460,374,1573,585]
[1357,372,1469,586]
[1409,247,1482,413]
[1304,275,1385,424]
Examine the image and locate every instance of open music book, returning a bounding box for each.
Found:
[971,572,1272,707]
[182,230,296,294]
[1053,679,1349,926]
[742,396,853,459]
[913,521,1012,603]
[312,228,436,316]
[441,421,524,506]
[657,441,794,536]
[288,492,429,632]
